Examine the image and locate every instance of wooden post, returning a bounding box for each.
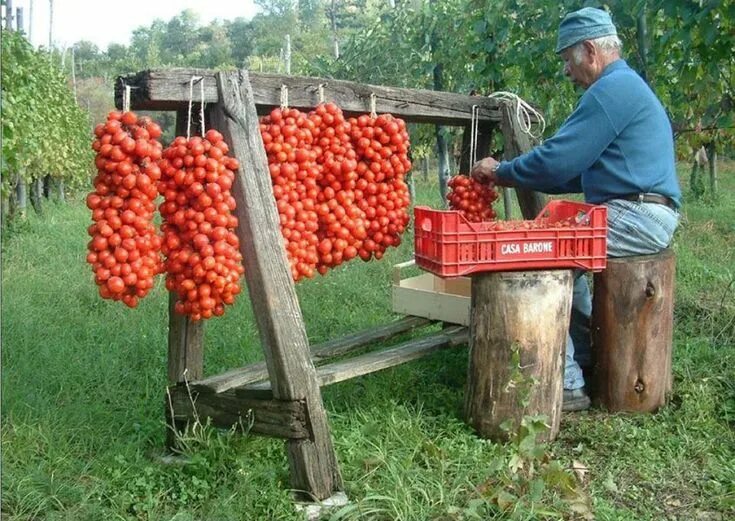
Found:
[592,250,675,412]
[465,270,572,442]
[167,109,205,386]
[499,101,546,219]
[210,70,341,500]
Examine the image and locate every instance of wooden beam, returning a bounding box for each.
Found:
[167,385,309,439]
[499,101,547,219]
[192,316,433,394]
[210,70,341,500]
[115,69,521,126]
[242,326,468,391]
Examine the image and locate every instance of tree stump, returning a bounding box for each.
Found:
[592,249,675,412]
[465,270,573,442]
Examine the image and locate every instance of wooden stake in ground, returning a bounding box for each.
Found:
[210,70,342,500]
[465,270,572,442]
[592,250,675,412]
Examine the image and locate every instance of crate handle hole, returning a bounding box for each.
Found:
[420,218,432,232]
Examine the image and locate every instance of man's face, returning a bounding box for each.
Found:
[560,45,595,89]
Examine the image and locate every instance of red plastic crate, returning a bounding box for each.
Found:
[414,200,607,277]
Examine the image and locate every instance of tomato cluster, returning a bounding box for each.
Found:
[259,103,411,280]
[158,130,245,321]
[446,174,498,222]
[87,111,164,308]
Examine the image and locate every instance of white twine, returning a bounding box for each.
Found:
[123,85,131,113]
[469,105,480,167]
[487,91,546,140]
[318,83,326,104]
[186,76,203,140]
[369,93,377,118]
[280,84,289,109]
[199,78,206,137]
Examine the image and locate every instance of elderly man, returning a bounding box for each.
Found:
[471,7,681,411]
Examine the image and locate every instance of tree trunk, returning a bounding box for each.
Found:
[636,3,649,83]
[43,174,52,198]
[57,178,65,202]
[422,156,429,182]
[14,178,27,218]
[465,270,573,442]
[592,250,675,412]
[30,177,43,215]
[689,160,703,198]
[706,142,717,196]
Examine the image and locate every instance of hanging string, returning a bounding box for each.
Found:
[199,78,206,137]
[369,93,377,118]
[280,84,289,109]
[469,105,480,167]
[318,83,326,104]
[123,85,131,113]
[186,76,203,140]
[486,91,546,140]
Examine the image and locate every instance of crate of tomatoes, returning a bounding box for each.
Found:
[414,196,607,278]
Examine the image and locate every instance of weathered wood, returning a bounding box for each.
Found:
[168,385,309,439]
[243,326,468,391]
[592,250,676,412]
[114,69,525,126]
[210,70,341,500]
[167,109,204,386]
[465,270,572,442]
[499,101,546,219]
[192,316,433,394]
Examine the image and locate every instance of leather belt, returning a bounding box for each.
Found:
[617,193,677,210]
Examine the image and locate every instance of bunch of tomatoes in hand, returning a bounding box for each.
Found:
[446,174,499,222]
[86,111,165,308]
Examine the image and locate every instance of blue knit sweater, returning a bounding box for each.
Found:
[496,60,682,208]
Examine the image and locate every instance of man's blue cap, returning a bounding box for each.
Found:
[555,7,618,53]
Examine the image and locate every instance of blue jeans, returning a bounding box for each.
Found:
[564,200,680,390]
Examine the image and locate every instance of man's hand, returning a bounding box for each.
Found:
[470,157,512,186]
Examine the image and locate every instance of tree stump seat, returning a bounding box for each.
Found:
[591,249,676,412]
[465,269,573,442]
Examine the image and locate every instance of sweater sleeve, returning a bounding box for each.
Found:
[496,92,619,191]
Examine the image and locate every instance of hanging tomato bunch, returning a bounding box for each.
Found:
[446,174,498,222]
[259,102,411,280]
[157,130,245,321]
[86,111,164,308]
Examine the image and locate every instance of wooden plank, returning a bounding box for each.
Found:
[167,109,204,385]
[192,316,433,394]
[115,69,519,126]
[209,70,341,500]
[242,326,468,391]
[499,102,547,219]
[168,385,309,439]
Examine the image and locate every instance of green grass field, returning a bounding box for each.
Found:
[2,162,734,521]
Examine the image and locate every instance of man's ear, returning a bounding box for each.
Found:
[582,40,597,62]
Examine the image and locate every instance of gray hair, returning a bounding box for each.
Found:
[571,34,622,64]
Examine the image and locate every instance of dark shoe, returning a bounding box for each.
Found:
[563,387,591,412]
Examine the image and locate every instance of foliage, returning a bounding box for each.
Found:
[1,29,94,198]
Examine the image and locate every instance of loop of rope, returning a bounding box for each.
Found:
[186,76,201,140]
[280,84,289,109]
[318,83,326,104]
[486,91,546,140]
[369,93,377,118]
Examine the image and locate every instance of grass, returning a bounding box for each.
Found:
[2,161,734,520]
